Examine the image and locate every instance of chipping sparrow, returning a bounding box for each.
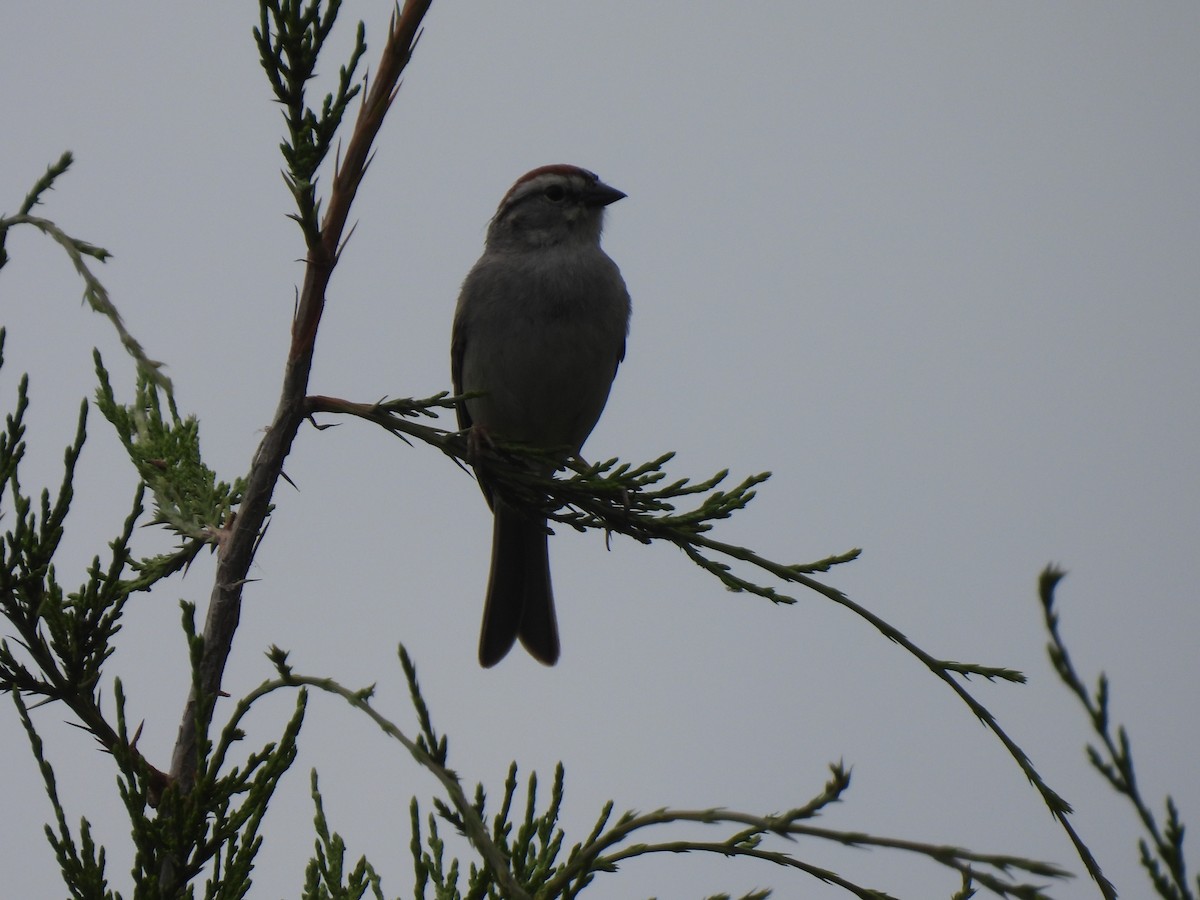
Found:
[451,165,631,667]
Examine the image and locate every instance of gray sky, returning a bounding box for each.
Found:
[3,4,1197,898]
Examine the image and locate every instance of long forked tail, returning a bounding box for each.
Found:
[478,500,559,667]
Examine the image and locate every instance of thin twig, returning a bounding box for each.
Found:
[263,670,532,900]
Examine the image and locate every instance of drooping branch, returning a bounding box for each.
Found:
[1041,568,1192,900]
[0,152,168,388]
[303,390,1116,897]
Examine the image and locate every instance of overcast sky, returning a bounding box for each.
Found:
[3,4,1198,898]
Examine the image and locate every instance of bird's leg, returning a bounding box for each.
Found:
[466,423,495,464]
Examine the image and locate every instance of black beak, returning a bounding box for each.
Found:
[585,180,626,207]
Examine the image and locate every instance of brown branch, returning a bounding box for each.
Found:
[167,0,434,795]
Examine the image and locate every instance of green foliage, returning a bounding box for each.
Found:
[302,771,386,900]
[261,647,1069,900]
[94,351,243,577]
[254,0,368,244]
[0,153,168,387]
[15,690,117,900]
[4,2,1193,899]
[1042,568,1197,900]
[0,324,306,898]
[152,607,304,900]
[306,395,864,608]
[0,334,145,721]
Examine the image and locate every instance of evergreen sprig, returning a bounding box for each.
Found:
[254,0,369,245]
[1,336,308,896]
[262,646,1071,900]
[303,771,386,900]
[0,340,148,740]
[14,690,117,900]
[307,392,1027,688]
[1041,567,1196,900]
[0,153,168,386]
[0,151,78,270]
[304,393,862,608]
[94,350,243,577]
[112,607,307,899]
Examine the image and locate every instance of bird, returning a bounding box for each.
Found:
[451,164,631,667]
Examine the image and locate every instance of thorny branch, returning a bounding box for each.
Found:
[168,0,434,794]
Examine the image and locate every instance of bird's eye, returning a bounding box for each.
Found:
[543,184,566,202]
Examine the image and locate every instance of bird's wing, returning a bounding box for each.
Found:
[450,308,472,433]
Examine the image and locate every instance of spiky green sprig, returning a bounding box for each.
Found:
[258,646,1070,900]
[94,351,243,572]
[112,606,306,899]
[0,155,167,387]
[13,690,117,900]
[1042,567,1193,900]
[254,0,368,244]
[303,771,386,900]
